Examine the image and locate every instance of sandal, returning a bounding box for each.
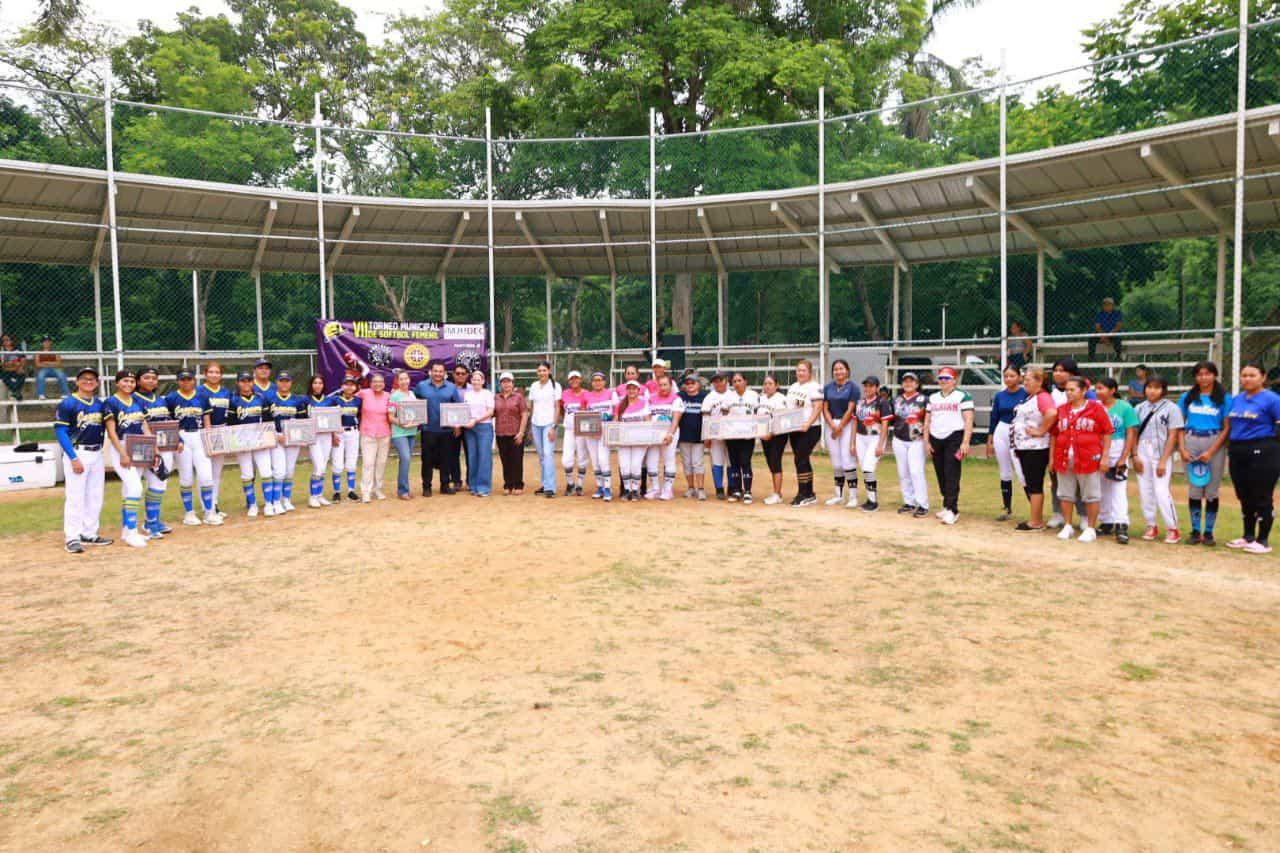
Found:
[1015,522,1045,531]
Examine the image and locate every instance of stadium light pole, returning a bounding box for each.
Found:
[1230,0,1248,393]
[818,86,828,383]
[102,70,125,371]
[649,107,658,361]
[999,49,1008,372]
[314,92,328,321]
[486,107,497,386]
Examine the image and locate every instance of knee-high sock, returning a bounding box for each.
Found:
[1000,479,1013,511]
[577,464,587,486]
[180,486,194,513]
[712,464,724,490]
[242,480,257,507]
[145,489,163,529]
[1205,498,1219,533]
[310,475,323,497]
[797,471,813,497]
[741,469,753,495]
[1189,498,1203,533]
[121,497,140,531]
[282,479,294,502]
[833,475,845,496]
[845,469,858,493]
[346,470,356,491]
[199,486,214,512]
[866,477,877,504]
[266,479,279,505]
[331,471,341,493]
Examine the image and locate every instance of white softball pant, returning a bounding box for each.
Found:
[679,441,704,474]
[1137,449,1177,529]
[855,432,882,477]
[617,446,647,482]
[271,444,301,482]
[562,433,589,473]
[645,439,677,477]
[177,430,214,490]
[238,448,272,481]
[111,456,144,502]
[330,428,360,473]
[143,451,174,494]
[1099,443,1130,525]
[708,438,728,468]
[63,448,104,541]
[825,427,855,478]
[992,421,1024,485]
[893,437,929,509]
[310,434,336,477]
[585,436,611,478]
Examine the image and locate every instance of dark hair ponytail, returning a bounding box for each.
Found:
[1186,361,1225,407]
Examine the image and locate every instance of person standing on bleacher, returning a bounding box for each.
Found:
[54,366,112,553]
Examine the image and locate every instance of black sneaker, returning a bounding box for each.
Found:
[913,507,929,519]
[1203,532,1217,547]
[534,487,546,495]
[897,504,916,514]
[564,484,574,496]
[347,490,358,501]
[545,491,555,499]
[1098,523,1114,535]
[422,487,433,497]
[80,535,113,546]
[861,500,878,513]
[441,485,457,495]
[332,491,342,502]
[715,488,725,500]
[65,539,84,554]
[574,486,583,497]
[1187,530,1203,545]
[1116,525,1130,545]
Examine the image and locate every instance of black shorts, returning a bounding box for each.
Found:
[1017,447,1050,495]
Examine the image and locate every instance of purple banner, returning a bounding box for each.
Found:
[316,319,487,390]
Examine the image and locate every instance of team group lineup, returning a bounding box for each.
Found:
[50,351,1280,555]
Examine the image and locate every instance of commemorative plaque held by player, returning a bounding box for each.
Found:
[771,408,810,435]
[149,419,180,451]
[604,421,668,446]
[283,418,317,447]
[124,434,157,464]
[394,399,428,428]
[440,403,472,428]
[310,406,342,434]
[711,415,769,440]
[574,411,603,438]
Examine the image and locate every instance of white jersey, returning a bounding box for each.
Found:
[757,390,788,416]
[702,388,729,417]
[721,388,761,416]
[786,380,824,418]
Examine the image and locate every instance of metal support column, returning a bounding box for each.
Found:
[441,278,448,323]
[545,276,553,355]
[892,263,900,346]
[649,107,658,360]
[998,51,1009,371]
[904,266,913,343]
[486,108,497,384]
[1215,233,1227,362]
[254,272,264,351]
[191,270,200,350]
[103,72,125,370]
[817,86,828,381]
[313,92,328,319]
[1036,250,1045,345]
[1230,0,1248,390]
[717,272,726,352]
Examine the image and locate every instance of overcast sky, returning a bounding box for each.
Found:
[4,0,1127,85]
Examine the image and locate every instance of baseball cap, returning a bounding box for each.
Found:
[254,358,272,368]
[590,371,606,380]
[176,368,195,380]
[1103,296,1115,305]
[276,371,293,381]
[75,365,99,379]
[862,375,880,386]
[901,371,919,381]
[1188,461,1212,488]
[236,372,252,381]
[341,375,358,385]
[114,368,136,382]
[651,358,667,368]
[567,369,583,380]
[711,371,727,381]
[625,379,642,388]
[937,367,958,381]
[682,372,701,383]
[499,371,515,382]
[137,365,158,377]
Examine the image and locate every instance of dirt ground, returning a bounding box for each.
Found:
[1,455,1278,852]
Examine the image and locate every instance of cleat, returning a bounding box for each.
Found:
[332,491,342,502]
[996,510,1012,521]
[65,539,84,554]
[154,523,173,535]
[861,501,878,513]
[825,494,844,506]
[318,495,332,506]
[845,495,859,509]
[913,506,930,518]
[793,494,817,507]
[898,504,916,514]
[203,512,224,526]
[308,496,322,508]
[281,499,296,512]
[1116,525,1130,545]
[940,509,958,525]
[564,484,574,496]
[124,531,149,548]
[183,512,202,526]
[247,504,259,518]
[1098,523,1115,535]
[742,493,753,505]
[727,492,739,503]
[80,535,113,546]
[347,490,358,501]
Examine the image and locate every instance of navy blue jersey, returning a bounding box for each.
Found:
[54,393,106,449]
[331,392,361,428]
[135,390,173,423]
[228,393,267,425]
[263,388,307,431]
[200,383,233,427]
[677,389,707,443]
[990,388,1029,430]
[251,379,274,399]
[103,393,148,436]
[824,381,856,420]
[165,389,208,432]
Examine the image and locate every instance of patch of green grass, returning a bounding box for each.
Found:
[483,795,540,833]
[741,733,768,751]
[1041,735,1092,753]
[82,808,128,831]
[1119,662,1159,682]
[576,671,605,683]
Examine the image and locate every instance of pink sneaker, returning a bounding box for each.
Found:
[1242,541,1273,555]
[1225,538,1250,549]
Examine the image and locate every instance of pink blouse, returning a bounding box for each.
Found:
[356,388,391,437]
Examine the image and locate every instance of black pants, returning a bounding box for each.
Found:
[496,434,524,490]
[1088,336,1122,359]
[726,438,755,496]
[1229,439,1280,544]
[762,434,788,475]
[929,431,964,513]
[451,434,468,487]
[1016,447,1050,496]
[419,431,453,492]
[790,425,820,496]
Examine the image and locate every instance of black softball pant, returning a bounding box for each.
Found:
[790,425,820,496]
[762,434,788,474]
[929,431,964,513]
[1229,439,1280,544]
[726,438,755,495]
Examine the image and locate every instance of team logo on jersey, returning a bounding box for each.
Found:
[403,343,430,370]
[322,321,343,342]
[368,343,394,368]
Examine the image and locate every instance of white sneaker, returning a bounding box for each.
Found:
[318,495,332,506]
[361,494,372,504]
[659,487,674,501]
[263,503,277,517]
[203,511,224,526]
[845,494,859,508]
[281,499,296,512]
[684,488,696,499]
[936,509,947,519]
[1058,524,1075,541]
[215,509,227,520]
[644,489,659,500]
[374,490,387,501]
[824,492,844,506]
[308,496,322,508]
[182,512,202,526]
[247,504,259,518]
[123,530,148,548]
[1047,512,1065,529]
[271,502,284,516]
[1078,527,1097,543]
[764,493,782,505]
[940,509,958,525]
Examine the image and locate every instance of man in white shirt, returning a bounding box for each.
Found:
[527,361,562,498]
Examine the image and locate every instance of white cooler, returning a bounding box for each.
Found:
[0,442,62,491]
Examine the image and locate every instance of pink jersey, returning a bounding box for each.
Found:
[561,386,587,414]
[644,377,663,396]
[582,388,617,420]
[617,397,650,422]
[647,390,684,423]
[616,382,649,402]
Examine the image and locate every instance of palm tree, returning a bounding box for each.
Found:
[899,0,983,142]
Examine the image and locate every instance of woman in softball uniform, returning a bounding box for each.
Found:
[54,367,111,553]
[722,371,760,505]
[582,371,615,502]
[757,374,789,505]
[264,371,307,515]
[1052,377,1112,543]
[135,367,174,537]
[228,372,273,517]
[1178,361,1231,546]
[1224,362,1280,554]
[677,373,708,500]
[891,371,930,518]
[822,359,856,505]
[644,373,684,500]
[851,375,893,512]
[560,370,589,496]
[1009,367,1057,532]
[1133,374,1184,544]
[786,359,825,506]
[1094,377,1137,544]
[986,365,1028,521]
[166,368,222,527]
[199,362,232,518]
[330,376,362,501]
[102,368,150,548]
[701,372,731,499]
[923,367,974,525]
[615,379,650,502]
[305,374,338,509]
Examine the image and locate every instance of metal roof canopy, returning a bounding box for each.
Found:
[1,106,1278,279]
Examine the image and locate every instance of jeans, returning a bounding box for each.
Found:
[35,367,68,398]
[531,423,557,493]
[463,422,494,495]
[391,434,416,496]
[1,371,24,398]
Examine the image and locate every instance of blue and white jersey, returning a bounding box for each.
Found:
[1178,390,1232,433]
[263,388,307,431]
[164,389,208,432]
[135,391,172,423]
[200,383,233,427]
[990,387,1029,430]
[331,392,361,428]
[228,393,267,426]
[103,393,147,436]
[54,394,106,448]
[824,381,856,420]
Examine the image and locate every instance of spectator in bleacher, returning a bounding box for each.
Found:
[1006,321,1031,370]
[1127,364,1149,405]
[1,334,28,400]
[1089,296,1123,360]
[33,335,70,400]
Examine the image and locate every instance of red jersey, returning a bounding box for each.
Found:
[1053,399,1110,474]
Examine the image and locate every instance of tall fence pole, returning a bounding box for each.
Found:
[1230,0,1248,393]
[191,270,200,350]
[818,86,828,382]
[314,92,328,320]
[999,49,1009,371]
[649,107,658,360]
[486,107,497,384]
[103,71,125,371]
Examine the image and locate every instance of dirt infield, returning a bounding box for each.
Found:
[2,456,1278,851]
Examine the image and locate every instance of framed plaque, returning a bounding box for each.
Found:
[605,421,669,447]
[283,418,316,447]
[202,427,228,457]
[216,423,276,454]
[150,419,180,452]
[310,406,342,433]
[124,434,157,464]
[703,417,723,440]
[771,408,810,435]
[574,411,603,438]
[717,415,769,440]
[393,399,428,428]
[441,403,472,428]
